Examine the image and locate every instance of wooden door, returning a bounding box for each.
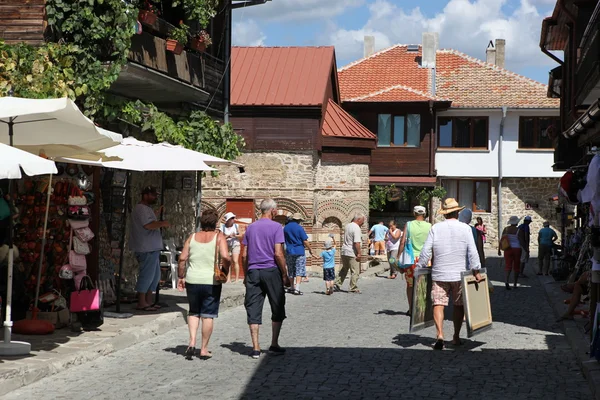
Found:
[226,199,255,279]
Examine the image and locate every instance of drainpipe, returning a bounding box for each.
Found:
[498,106,508,243]
[223,0,231,124]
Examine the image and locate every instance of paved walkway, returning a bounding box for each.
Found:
[1,261,591,400]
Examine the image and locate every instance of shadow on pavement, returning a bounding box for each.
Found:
[233,344,585,399]
[376,309,407,316]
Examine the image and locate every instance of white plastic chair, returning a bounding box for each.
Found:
[160,238,181,289]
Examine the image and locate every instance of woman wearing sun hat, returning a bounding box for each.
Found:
[498,216,523,290]
[220,212,242,283]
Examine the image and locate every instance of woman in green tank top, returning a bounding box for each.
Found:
[178,210,230,360]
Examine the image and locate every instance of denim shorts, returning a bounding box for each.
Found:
[134,251,161,293]
[186,283,222,318]
[286,254,307,278]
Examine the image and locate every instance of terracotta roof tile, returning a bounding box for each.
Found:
[345,84,449,102]
[321,99,376,139]
[231,46,335,106]
[338,45,559,109]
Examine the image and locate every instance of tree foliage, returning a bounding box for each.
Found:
[0,0,242,160]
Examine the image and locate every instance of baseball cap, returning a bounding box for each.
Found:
[224,212,236,222]
[524,216,532,222]
[413,205,427,215]
[291,213,304,221]
[141,186,159,195]
[324,239,333,249]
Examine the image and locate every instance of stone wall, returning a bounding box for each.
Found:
[201,151,371,274]
[432,177,560,249]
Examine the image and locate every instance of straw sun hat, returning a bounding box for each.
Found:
[438,198,465,215]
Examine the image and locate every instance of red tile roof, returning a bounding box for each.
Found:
[321,99,376,139]
[231,46,336,106]
[346,84,449,102]
[339,45,559,109]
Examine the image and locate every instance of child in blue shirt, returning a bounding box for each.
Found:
[321,235,336,295]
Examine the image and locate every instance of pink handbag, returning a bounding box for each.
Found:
[74,227,94,243]
[67,228,86,267]
[70,276,101,312]
[73,237,91,255]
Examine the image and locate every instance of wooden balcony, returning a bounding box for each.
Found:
[110,31,225,114]
[576,13,600,105]
[0,0,46,45]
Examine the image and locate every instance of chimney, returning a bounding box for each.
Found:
[364,35,375,58]
[495,38,505,69]
[486,41,496,65]
[422,32,439,68]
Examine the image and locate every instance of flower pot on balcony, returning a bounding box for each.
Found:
[138,10,157,26]
[166,39,184,55]
[190,38,206,53]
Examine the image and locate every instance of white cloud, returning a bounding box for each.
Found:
[233,0,364,22]
[330,0,558,75]
[233,19,266,46]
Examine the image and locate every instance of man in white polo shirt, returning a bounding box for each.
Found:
[417,198,482,350]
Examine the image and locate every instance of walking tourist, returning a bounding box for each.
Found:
[538,221,558,276]
[321,235,336,295]
[386,220,402,279]
[398,205,432,313]
[369,221,388,256]
[459,208,485,267]
[220,212,242,283]
[242,199,290,359]
[129,186,169,312]
[334,213,365,294]
[283,213,316,296]
[177,209,231,360]
[498,216,524,290]
[518,215,532,277]
[417,198,482,350]
[475,217,487,243]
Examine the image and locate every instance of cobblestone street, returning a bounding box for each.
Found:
[1,261,591,400]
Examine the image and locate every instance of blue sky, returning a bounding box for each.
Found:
[233,0,560,83]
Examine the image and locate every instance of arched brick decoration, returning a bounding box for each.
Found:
[322,216,343,230]
[347,201,369,219]
[200,201,217,212]
[272,198,309,221]
[316,199,349,228]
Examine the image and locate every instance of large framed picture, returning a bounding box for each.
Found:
[410,267,434,333]
[461,268,492,337]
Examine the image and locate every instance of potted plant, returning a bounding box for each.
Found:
[138,1,160,26]
[166,22,189,55]
[190,30,212,52]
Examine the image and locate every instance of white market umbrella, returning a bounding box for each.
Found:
[0,97,122,158]
[0,96,122,354]
[0,146,57,356]
[0,143,58,179]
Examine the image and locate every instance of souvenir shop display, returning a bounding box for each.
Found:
[12,163,97,328]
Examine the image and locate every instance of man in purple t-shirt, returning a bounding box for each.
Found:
[242,199,290,359]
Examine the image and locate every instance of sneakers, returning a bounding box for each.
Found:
[268,345,286,356]
[250,350,261,359]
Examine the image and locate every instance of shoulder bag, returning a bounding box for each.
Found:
[213,233,228,283]
[399,221,415,268]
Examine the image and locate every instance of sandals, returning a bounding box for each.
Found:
[434,339,445,350]
[199,352,213,360]
[184,346,195,360]
[350,290,362,294]
[388,275,397,279]
[293,289,304,296]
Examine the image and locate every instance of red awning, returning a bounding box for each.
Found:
[370,176,437,187]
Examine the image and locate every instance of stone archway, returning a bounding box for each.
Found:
[200,200,217,212]
[272,197,310,222]
[316,199,350,228]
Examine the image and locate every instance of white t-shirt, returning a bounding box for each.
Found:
[417,219,481,282]
[220,223,240,247]
[386,228,401,251]
[342,222,362,257]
